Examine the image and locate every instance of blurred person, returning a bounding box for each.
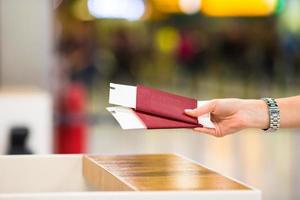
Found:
[111,28,136,83]
[185,96,300,137]
[59,22,100,93]
[281,32,300,84]
[261,25,279,85]
[176,29,209,92]
[219,24,249,79]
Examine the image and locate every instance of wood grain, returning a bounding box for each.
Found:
[83,154,250,191]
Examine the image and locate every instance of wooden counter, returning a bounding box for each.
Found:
[83,154,250,191]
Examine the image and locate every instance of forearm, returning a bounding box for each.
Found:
[276,96,300,128]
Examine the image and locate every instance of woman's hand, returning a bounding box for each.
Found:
[185,99,269,137]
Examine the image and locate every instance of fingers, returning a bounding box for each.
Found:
[194,127,216,135]
[184,100,216,117]
[193,123,223,137]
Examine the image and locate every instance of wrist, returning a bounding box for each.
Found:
[243,99,269,129]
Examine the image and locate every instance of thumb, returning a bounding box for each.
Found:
[184,100,216,117]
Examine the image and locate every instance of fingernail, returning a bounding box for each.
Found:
[184,109,193,113]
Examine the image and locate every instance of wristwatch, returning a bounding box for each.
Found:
[261,98,280,132]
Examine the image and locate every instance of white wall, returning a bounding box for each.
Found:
[0,0,53,89]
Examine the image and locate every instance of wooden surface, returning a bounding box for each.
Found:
[83,154,250,191]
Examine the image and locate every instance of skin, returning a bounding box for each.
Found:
[184,96,300,137]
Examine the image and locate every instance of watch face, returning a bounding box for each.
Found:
[270,110,279,115]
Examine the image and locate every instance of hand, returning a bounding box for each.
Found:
[185,99,269,137]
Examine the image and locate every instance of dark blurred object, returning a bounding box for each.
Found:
[111,28,136,83]
[55,83,88,154]
[6,127,33,155]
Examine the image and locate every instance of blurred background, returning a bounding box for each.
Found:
[0,0,300,199]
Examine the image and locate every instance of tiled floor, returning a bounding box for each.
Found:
[89,123,300,200]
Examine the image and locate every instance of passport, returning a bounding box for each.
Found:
[107,83,214,130]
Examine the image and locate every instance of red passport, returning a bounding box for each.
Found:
[107,83,214,130]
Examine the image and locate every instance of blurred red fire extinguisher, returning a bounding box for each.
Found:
[55,83,87,153]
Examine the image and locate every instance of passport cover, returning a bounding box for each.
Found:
[136,85,198,125]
